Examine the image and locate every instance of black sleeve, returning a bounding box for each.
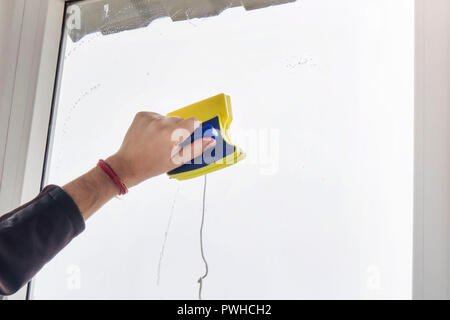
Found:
[0,185,85,296]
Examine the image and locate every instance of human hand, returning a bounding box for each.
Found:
[106,112,216,188]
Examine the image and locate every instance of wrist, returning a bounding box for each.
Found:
[63,167,118,220]
[105,154,136,189]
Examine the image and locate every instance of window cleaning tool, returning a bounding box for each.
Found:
[167,93,245,180]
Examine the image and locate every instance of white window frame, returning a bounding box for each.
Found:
[0,0,449,300]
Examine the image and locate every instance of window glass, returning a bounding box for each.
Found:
[33,0,414,299]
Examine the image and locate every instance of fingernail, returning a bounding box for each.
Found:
[205,139,216,149]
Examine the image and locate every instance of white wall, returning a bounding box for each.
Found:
[0,0,63,214]
[413,0,450,300]
[0,0,28,300]
[0,0,65,300]
[0,0,25,201]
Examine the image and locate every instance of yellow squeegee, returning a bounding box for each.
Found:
[167,94,245,180]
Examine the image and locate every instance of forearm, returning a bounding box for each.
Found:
[63,162,119,220]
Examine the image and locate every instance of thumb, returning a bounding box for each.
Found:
[172,137,216,166]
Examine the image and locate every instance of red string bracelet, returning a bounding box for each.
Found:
[97,159,128,195]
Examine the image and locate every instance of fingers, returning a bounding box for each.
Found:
[135,112,207,166]
[171,137,216,166]
[138,112,199,133]
[172,116,200,134]
[167,116,203,146]
[135,111,164,121]
[187,137,217,160]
